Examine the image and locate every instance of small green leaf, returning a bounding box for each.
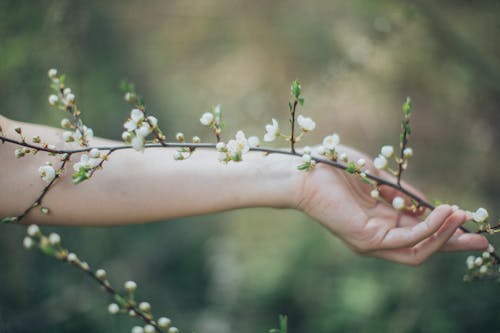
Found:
[1,216,18,224]
[288,101,293,111]
[346,162,357,174]
[291,80,302,99]
[72,167,91,185]
[402,97,412,116]
[298,97,305,106]
[279,315,288,333]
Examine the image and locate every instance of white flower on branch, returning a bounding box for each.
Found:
[137,124,152,138]
[139,302,151,312]
[158,317,172,328]
[62,131,75,142]
[124,120,137,132]
[473,208,489,223]
[73,126,94,142]
[176,132,185,142]
[108,303,120,315]
[216,142,226,151]
[131,326,144,333]
[131,136,145,152]
[144,325,155,333]
[264,119,279,142]
[168,327,179,333]
[122,131,132,143]
[38,165,56,183]
[73,154,100,172]
[226,131,250,161]
[67,253,78,263]
[48,94,59,106]
[381,145,394,158]
[89,148,100,159]
[403,147,413,158]
[322,134,340,150]
[60,118,72,129]
[48,233,61,245]
[147,116,158,128]
[356,158,366,168]
[466,256,475,270]
[302,153,312,163]
[23,237,35,249]
[63,87,72,96]
[27,224,40,237]
[474,257,483,266]
[200,112,214,126]
[297,115,316,132]
[65,93,75,104]
[131,109,144,122]
[96,269,107,280]
[392,196,405,210]
[370,189,380,199]
[373,155,388,170]
[479,265,488,274]
[124,280,137,292]
[248,136,260,148]
[48,68,58,78]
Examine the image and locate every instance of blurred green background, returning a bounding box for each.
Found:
[1,0,499,332]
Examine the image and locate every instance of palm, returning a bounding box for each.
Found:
[297,146,488,265]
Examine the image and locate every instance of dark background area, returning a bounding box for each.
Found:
[0,1,499,332]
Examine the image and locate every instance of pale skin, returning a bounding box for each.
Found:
[0,115,489,265]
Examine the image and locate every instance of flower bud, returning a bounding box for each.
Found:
[474,257,483,266]
[200,112,214,126]
[370,189,380,199]
[66,93,75,103]
[89,148,100,159]
[175,132,185,142]
[168,327,179,333]
[67,253,78,263]
[108,303,120,315]
[381,145,394,158]
[144,325,155,333]
[48,233,61,245]
[61,118,72,129]
[139,302,151,312]
[173,151,184,160]
[466,256,475,270]
[15,149,25,158]
[62,131,74,142]
[482,252,490,259]
[147,116,158,128]
[339,152,348,162]
[479,265,488,274]
[48,68,58,78]
[131,327,144,333]
[472,208,489,223]
[373,155,388,170]
[96,269,107,280]
[356,158,366,168]
[216,142,225,151]
[192,136,201,143]
[158,317,172,328]
[48,94,58,105]
[392,196,405,210]
[302,154,312,163]
[122,131,132,143]
[403,147,413,159]
[23,237,35,249]
[125,280,137,292]
[63,88,72,96]
[27,224,40,237]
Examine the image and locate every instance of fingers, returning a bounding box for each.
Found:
[375,205,454,250]
[439,233,489,252]
[371,209,468,266]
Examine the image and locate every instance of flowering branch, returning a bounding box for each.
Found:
[1,69,499,333]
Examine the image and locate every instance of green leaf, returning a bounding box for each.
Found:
[72,167,91,185]
[278,315,288,333]
[346,162,357,174]
[1,216,18,224]
[290,80,302,99]
[288,101,293,111]
[298,97,305,106]
[402,97,412,116]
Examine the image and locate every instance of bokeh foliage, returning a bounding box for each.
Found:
[0,0,499,332]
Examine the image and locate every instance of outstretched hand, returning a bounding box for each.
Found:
[296,145,489,265]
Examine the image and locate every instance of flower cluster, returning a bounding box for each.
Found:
[200,104,223,141]
[123,109,159,152]
[316,133,341,160]
[72,149,103,184]
[215,130,259,162]
[464,245,497,281]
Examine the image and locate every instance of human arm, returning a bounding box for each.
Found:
[0,115,488,264]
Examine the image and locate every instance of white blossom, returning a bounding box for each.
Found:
[370,189,380,199]
[73,154,100,171]
[380,145,394,158]
[302,154,312,163]
[403,147,413,158]
[373,155,388,170]
[168,327,179,333]
[216,142,226,151]
[27,224,40,236]
[392,196,405,210]
[89,148,100,158]
[479,265,488,274]
[139,302,151,312]
[48,94,59,106]
[339,152,348,162]
[297,115,316,132]
[131,136,145,152]
[147,116,158,128]
[60,118,72,129]
[125,280,137,292]
[122,131,132,142]
[158,317,172,328]
[227,131,249,159]
[474,257,483,266]
[248,136,260,148]
[73,126,93,142]
[200,112,214,126]
[144,325,155,333]
[192,136,201,143]
[62,131,74,142]
[176,132,185,141]
[303,146,312,154]
[108,303,120,315]
[131,109,144,122]
[63,88,72,96]
[472,208,489,223]
[38,165,56,183]
[65,93,75,103]
[48,233,61,245]
[136,124,152,138]
[316,146,325,155]
[124,120,137,131]
[67,253,78,262]
[466,256,475,270]
[48,68,58,78]
[131,326,144,333]
[483,252,491,259]
[322,134,340,150]
[356,158,366,168]
[23,237,35,249]
[264,119,279,142]
[96,269,107,280]
[488,244,495,253]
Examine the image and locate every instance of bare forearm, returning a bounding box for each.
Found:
[0,116,303,226]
